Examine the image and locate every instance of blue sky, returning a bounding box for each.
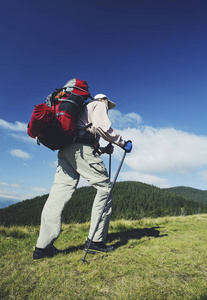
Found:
[1,0,207,207]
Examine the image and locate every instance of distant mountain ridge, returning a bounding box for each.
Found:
[1,181,207,227]
[165,186,207,203]
[0,198,19,209]
[1,184,206,209]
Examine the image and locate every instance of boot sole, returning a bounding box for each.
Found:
[33,257,44,261]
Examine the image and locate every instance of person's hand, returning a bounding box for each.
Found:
[123,140,132,153]
[104,143,114,154]
[99,143,114,155]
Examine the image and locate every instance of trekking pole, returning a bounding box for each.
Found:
[109,152,112,182]
[81,150,127,263]
[109,149,111,182]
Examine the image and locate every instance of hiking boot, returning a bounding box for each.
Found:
[33,245,62,261]
[84,238,114,254]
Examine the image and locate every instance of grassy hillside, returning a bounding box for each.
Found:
[165,186,207,203]
[1,181,206,227]
[1,215,207,299]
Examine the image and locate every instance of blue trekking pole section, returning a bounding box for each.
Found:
[81,150,127,263]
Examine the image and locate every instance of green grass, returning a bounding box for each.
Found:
[1,215,207,299]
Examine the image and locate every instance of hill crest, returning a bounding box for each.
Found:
[1,181,207,227]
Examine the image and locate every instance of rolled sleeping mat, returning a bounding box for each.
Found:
[27,103,54,138]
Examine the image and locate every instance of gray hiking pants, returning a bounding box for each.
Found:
[36,143,112,248]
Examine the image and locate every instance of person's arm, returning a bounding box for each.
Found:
[90,102,127,149]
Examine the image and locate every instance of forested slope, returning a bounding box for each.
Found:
[0,181,206,226]
[165,186,207,203]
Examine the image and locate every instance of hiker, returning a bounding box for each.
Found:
[33,93,132,260]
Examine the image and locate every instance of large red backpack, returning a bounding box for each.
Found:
[27,78,91,150]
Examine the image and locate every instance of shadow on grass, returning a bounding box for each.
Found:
[63,226,167,254]
[108,226,167,249]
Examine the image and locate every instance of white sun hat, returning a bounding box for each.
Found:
[94,94,116,109]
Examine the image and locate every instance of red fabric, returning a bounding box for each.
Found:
[27,103,54,138]
[71,79,90,97]
[57,114,75,137]
[33,103,54,124]
[54,102,75,137]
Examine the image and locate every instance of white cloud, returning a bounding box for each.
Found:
[198,170,207,181]
[30,187,49,194]
[0,118,36,144]
[109,109,142,129]
[2,112,207,191]
[0,182,23,200]
[0,189,24,200]
[78,176,89,188]
[116,126,207,175]
[49,160,58,168]
[0,183,48,201]
[0,182,21,188]
[119,171,170,188]
[0,119,27,132]
[9,133,37,144]
[10,149,31,160]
